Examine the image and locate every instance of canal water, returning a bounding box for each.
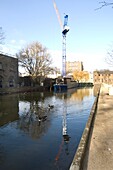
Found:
[0,88,95,170]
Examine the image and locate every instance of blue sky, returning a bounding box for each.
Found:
[0,0,113,72]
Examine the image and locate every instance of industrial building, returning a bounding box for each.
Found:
[66,61,84,74]
[93,70,113,84]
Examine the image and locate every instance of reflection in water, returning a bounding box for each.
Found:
[55,94,71,164]
[17,92,53,139]
[0,88,95,170]
[0,144,5,165]
[62,96,70,154]
[0,94,19,126]
[18,100,51,139]
[70,88,93,101]
[54,88,93,102]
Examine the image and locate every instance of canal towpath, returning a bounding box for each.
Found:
[84,86,113,170]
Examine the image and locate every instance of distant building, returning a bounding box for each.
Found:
[66,61,83,74]
[93,70,113,85]
[0,53,18,88]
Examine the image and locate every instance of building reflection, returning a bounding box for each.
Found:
[0,88,94,139]
[54,88,93,102]
[70,88,92,101]
[0,94,19,126]
[0,92,51,139]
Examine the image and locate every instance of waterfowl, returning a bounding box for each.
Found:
[38,115,47,122]
[48,104,54,109]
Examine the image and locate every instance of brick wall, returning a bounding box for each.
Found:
[0,54,18,89]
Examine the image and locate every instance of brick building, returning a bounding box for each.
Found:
[0,53,18,88]
[93,70,113,84]
[66,61,83,74]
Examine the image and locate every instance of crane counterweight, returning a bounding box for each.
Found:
[62,26,69,35]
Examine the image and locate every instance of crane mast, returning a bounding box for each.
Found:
[53,2,70,160]
[62,15,69,77]
[52,0,69,77]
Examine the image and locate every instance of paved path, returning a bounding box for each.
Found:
[86,94,113,170]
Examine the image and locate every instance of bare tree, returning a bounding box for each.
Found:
[95,2,113,66]
[96,1,113,10]
[105,47,113,66]
[16,42,53,84]
[0,27,5,44]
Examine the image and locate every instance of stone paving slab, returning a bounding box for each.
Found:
[87,94,113,170]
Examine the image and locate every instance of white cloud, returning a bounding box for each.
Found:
[49,49,110,72]
[49,49,62,70]
[0,45,16,57]
[10,40,16,44]
[19,39,27,45]
[0,38,27,56]
[10,39,26,46]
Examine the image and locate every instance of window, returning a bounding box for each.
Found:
[9,80,13,87]
[9,77,14,87]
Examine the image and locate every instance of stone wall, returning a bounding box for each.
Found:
[69,89,100,170]
[0,54,18,89]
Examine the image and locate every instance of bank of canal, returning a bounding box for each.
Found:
[0,88,95,170]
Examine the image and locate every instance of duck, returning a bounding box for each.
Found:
[48,104,54,109]
[38,115,47,122]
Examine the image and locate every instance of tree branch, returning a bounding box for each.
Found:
[95,1,113,10]
[0,27,5,44]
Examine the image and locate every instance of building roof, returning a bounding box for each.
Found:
[94,70,113,74]
[0,51,17,59]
